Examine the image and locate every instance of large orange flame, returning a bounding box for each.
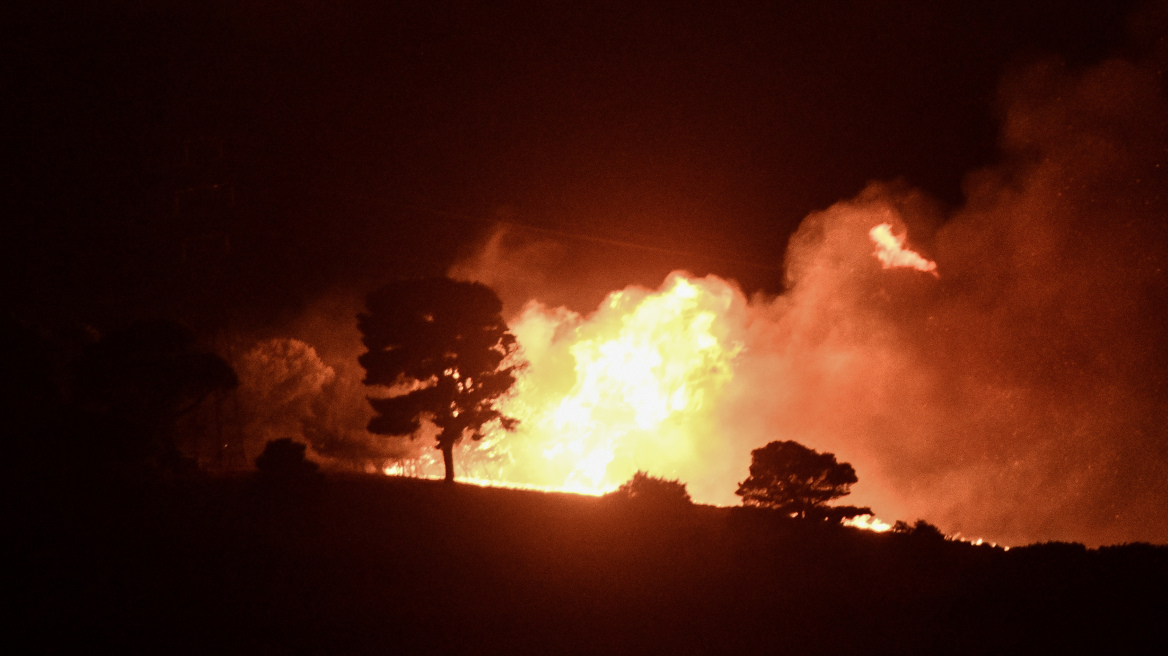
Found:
[467,272,745,495]
[390,222,936,534]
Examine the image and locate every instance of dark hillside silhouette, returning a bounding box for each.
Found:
[359,278,520,482]
[9,472,1167,654]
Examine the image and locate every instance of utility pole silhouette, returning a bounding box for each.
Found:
[169,135,247,470]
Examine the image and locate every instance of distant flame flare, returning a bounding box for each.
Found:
[842,514,893,532]
[869,223,938,276]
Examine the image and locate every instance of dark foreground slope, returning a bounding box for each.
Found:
[9,471,1167,654]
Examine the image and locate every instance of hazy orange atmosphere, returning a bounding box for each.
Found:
[13,3,1168,652]
[12,1,1168,551]
[459,76,1168,547]
[235,47,1168,547]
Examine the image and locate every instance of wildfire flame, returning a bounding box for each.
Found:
[842,514,893,532]
[868,223,938,276]
[472,272,745,495]
[386,221,935,537]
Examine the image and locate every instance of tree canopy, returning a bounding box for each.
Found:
[255,438,319,478]
[358,278,520,482]
[75,319,238,469]
[736,440,868,519]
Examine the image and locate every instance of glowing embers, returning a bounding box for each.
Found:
[487,273,744,495]
[869,223,938,276]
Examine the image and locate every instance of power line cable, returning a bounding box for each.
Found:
[338,192,785,273]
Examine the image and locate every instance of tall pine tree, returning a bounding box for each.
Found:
[358,278,520,482]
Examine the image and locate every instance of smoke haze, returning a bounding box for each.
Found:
[449,52,1168,547]
[228,42,1168,547]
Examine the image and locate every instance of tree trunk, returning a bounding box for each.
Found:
[441,441,455,483]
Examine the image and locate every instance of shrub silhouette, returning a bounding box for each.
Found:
[608,471,693,508]
[736,440,860,519]
[255,438,319,477]
[891,519,947,541]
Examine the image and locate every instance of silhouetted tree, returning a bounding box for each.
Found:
[358,278,520,482]
[806,504,874,522]
[74,319,238,468]
[608,470,693,508]
[891,519,947,541]
[736,440,861,518]
[255,438,319,477]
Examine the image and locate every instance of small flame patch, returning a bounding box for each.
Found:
[869,223,938,277]
[841,514,893,533]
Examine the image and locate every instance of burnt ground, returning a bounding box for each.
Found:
[9,471,1166,654]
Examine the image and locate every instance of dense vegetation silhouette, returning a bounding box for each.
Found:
[607,470,694,509]
[358,278,520,482]
[892,519,948,541]
[736,440,871,520]
[255,437,319,478]
[74,319,238,470]
[11,472,1167,654]
[2,314,236,471]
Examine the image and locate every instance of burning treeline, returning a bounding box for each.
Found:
[231,53,1167,548]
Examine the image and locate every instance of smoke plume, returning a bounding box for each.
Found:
[451,53,1168,547]
[225,47,1168,547]
[228,292,424,469]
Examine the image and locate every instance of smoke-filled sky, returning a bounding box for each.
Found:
[8,2,1168,545]
[451,47,1168,546]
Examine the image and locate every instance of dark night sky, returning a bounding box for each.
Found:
[3,0,1147,328]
